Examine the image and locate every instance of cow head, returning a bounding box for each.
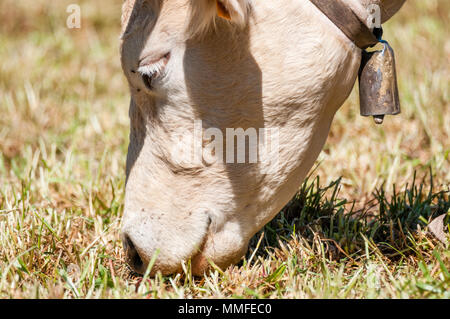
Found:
[120,0,406,275]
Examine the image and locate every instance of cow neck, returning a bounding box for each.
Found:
[309,0,379,49]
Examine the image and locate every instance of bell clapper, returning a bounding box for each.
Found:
[373,115,385,125]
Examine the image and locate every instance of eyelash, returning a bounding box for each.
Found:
[137,53,171,90]
[138,59,167,79]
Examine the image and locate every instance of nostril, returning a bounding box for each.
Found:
[123,235,144,273]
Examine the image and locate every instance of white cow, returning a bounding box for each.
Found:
[120,0,406,275]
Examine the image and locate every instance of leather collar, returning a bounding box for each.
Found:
[310,0,379,49]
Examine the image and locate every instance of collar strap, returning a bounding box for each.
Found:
[310,0,379,49]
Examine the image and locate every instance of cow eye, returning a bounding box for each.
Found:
[141,73,154,90]
[138,65,159,91]
[138,52,171,91]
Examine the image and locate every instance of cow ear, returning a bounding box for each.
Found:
[215,0,249,25]
[189,0,249,37]
[216,1,231,20]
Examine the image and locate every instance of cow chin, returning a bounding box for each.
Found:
[190,246,248,277]
[191,225,250,276]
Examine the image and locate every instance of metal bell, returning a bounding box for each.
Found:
[358,40,401,124]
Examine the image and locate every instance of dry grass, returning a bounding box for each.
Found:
[0,0,448,298]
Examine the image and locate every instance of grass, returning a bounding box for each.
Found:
[0,0,449,298]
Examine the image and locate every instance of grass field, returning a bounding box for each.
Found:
[0,0,449,298]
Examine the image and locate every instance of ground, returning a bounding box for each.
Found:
[0,0,448,298]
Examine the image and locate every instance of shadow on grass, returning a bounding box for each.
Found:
[247,170,449,263]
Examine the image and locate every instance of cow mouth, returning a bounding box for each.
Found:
[190,216,213,275]
[122,234,145,274]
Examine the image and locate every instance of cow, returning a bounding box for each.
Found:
[119,0,406,275]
